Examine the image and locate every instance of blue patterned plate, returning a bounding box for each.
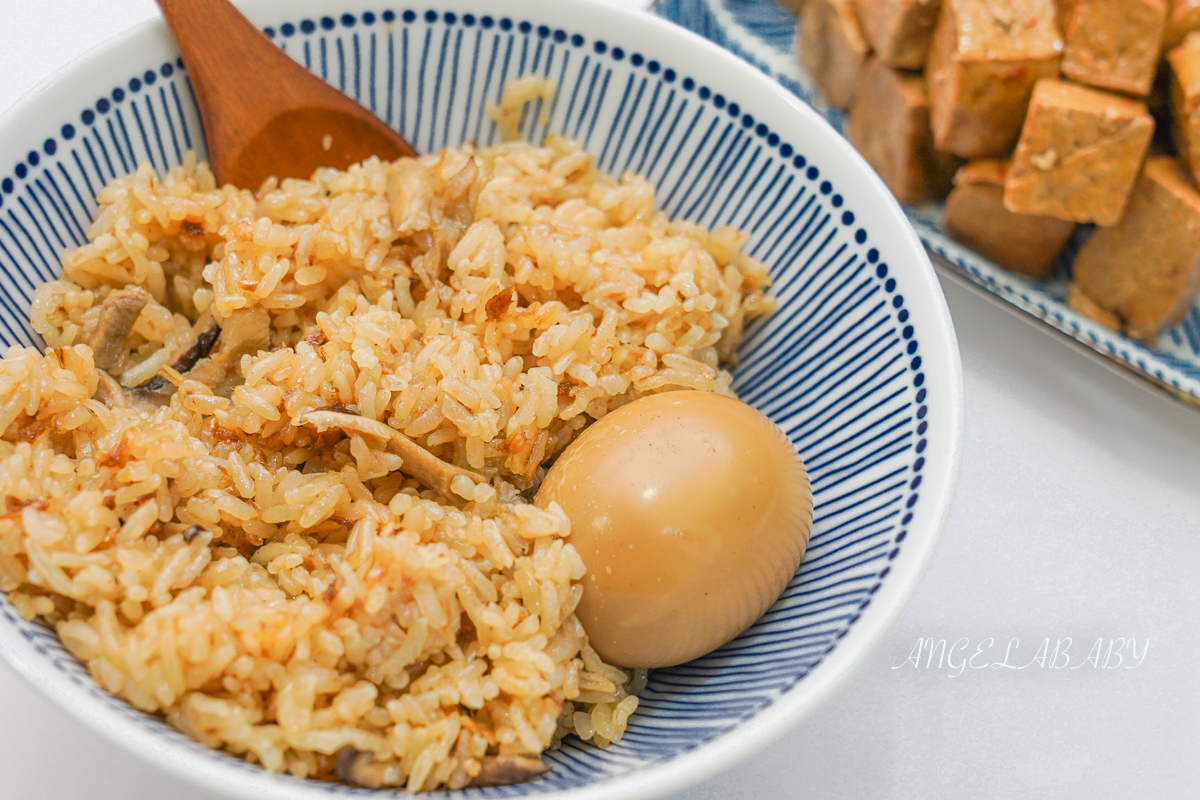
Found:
[657,0,1200,407]
[0,1,962,798]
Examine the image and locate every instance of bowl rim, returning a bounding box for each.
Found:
[0,1,965,798]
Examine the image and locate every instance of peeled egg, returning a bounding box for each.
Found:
[535,391,813,668]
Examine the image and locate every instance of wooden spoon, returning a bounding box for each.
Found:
[156,0,417,189]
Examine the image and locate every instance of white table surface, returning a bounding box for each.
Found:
[2,1,1198,798]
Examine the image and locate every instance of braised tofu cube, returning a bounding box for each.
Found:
[853,0,942,69]
[846,57,961,203]
[800,0,871,108]
[1071,157,1200,340]
[1067,284,1123,330]
[1164,0,1200,49]
[926,0,1063,159]
[943,160,1077,279]
[1169,32,1200,183]
[1005,79,1155,225]
[1061,0,1166,96]
[1057,0,1078,33]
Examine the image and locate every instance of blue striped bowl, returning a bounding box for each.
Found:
[658,0,1200,408]
[0,1,963,798]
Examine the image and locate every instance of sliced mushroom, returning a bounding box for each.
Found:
[294,409,485,497]
[334,746,388,789]
[185,307,271,395]
[173,311,222,371]
[86,287,150,370]
[471,754,549,787]
[141,311,221,392]
[93,369,170,411]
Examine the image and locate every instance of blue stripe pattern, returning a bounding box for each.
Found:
[657,0,1200,406]
[0,7,935,797]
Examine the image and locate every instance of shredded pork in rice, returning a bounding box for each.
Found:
[0,134,772,789]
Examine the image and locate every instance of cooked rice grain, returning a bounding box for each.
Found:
[1,136,771,789]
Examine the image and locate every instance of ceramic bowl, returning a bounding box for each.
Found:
[656,0,1200,408]
[0,1,963,798]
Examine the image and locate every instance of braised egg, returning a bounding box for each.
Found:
[535,391,812,668]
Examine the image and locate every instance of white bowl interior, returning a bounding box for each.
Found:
[0,2,963,798]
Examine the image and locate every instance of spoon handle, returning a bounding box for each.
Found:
[155,0,284,135]
[154,0,415,187]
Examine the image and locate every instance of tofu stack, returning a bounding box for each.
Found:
[786,0,1200,343]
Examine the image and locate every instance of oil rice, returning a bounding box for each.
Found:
[0,134,772,789]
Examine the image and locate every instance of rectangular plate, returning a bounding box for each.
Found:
[655,0,1200,408]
